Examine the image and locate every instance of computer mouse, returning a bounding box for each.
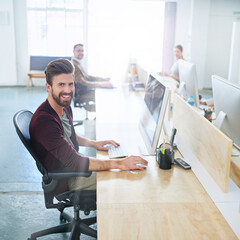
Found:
[131,164,147,171]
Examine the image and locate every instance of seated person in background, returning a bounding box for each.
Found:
[160,44,184,82]
[30,59,147,193]
[71,43,113,94]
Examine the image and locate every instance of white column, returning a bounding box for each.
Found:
[13,0,29,86]
[83,0,88,72]
[228,22,240,85]
[0,0,17,85]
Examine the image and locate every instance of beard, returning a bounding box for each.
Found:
[52,90,73,107]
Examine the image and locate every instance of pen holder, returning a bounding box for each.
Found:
[156,143,174,170]
[158,149,173,169]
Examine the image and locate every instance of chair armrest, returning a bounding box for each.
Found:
[48,170,92,180]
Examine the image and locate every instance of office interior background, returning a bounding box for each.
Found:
[1,0,240,239]
[1,0,240,89]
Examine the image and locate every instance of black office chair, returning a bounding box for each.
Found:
[73,83,96,124]
[13,110,97,240]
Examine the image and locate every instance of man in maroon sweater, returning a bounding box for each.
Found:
[30,59,147,191]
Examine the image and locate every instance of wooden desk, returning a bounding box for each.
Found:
[95,89,237,240]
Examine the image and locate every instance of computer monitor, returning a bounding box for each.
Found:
[139,74,170,155]
[212,75,240,151]
[178,59,200,107]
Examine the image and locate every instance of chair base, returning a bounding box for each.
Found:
[28,211,97,240]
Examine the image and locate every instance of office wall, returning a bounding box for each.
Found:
[176,0,240,89]
[161,2,177,73]
[190,0,210,90]
[175,0,210,90]
[204,0,240,88]
[175,0,192,61]
[0,0,17,85]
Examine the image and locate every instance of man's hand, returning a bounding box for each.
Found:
[118,155,148,171]
[101,82,113,88]
[93,140,120,151]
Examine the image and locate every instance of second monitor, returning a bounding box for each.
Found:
[178,59,200,107]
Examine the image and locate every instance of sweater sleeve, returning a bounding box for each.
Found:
[31,114,89,172]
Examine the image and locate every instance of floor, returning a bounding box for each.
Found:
[0,86,97,240]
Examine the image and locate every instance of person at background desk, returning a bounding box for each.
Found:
[71,43,113,93]
[30,59,147,194]
[160,45,184,82]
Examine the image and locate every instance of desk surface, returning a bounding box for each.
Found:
[95,88,237,240]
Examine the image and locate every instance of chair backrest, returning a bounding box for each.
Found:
[13,110,47,176]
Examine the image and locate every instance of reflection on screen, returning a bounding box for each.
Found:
[141,75,165,145]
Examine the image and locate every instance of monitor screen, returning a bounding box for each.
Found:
[139,74,169,155]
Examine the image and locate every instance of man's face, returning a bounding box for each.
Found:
[73,45,84,60]
[47,73,75,107]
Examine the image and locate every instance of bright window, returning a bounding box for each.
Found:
[27,0,84,56]
[88,0,165,84]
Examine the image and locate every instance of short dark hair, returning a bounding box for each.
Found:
[44,59,74,86]
[175,45,183,52]
[73,43,84,51]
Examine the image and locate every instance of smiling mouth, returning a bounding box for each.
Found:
[61,94,72,100]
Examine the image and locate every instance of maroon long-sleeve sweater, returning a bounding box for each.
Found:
[30,99,89,176]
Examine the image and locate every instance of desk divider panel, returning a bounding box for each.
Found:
[173,94,232,193]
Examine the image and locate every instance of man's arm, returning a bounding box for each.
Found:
[88,155,148,171]
[76,135,148,171]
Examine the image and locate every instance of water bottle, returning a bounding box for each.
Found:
[187,95,195,106]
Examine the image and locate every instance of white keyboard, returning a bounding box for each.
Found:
[108,145,128,159]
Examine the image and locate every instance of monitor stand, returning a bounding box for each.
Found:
[176,82,187,100]
[214,110,226,130]
[214,111,239,156]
